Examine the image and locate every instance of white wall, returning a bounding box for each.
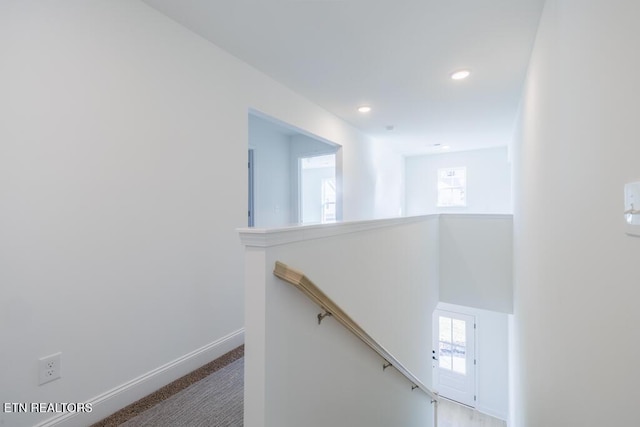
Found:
[406,147,512,216]
[248,115,293,227]
[436,302,509,421]
[439,215,513,314]
[0,1,405,426]
[372,140,406,218]
[512,1,640,426]
[241,216,440,427]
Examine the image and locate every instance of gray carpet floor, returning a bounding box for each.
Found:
[119,357,244,427]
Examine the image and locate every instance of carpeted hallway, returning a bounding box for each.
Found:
[92,347,244,427]
[120,358,243,427]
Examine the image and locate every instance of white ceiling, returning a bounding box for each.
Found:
[143,0,545,155]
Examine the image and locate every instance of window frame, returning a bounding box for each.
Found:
[437,166,467,208]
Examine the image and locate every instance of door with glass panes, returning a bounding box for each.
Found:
[433,310,476,406]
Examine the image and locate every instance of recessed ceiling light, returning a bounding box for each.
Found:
[358,106,372,113]
[451,69,471,80]
[442,145,451,150]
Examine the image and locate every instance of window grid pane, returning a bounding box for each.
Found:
[437,167,467,207]
[438,315,468,375]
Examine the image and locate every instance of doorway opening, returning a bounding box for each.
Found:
[248,111,341,228]
[299,153,336,224]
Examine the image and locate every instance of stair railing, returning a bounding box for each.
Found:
[274,261,439,427]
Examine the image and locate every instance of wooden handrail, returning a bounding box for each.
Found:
[273,261,439,425]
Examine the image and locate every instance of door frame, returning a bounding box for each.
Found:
[433,309,477,407]
[297,151,337,224]
[248,148,255,227]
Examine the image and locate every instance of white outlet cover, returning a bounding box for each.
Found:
[38,352,61,385]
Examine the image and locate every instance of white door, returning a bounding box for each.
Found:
[433,310,476,406]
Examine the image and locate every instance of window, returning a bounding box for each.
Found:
[437,167,466,207]
[438,315,467,375]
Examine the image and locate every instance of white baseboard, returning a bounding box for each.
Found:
[35,328,245,427]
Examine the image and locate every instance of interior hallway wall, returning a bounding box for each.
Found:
[0,1,405,425]
[405,147,512,216]
[439,215,513,314]
[512,1,640,425]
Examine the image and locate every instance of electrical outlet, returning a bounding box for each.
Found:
[38,353,61,385]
